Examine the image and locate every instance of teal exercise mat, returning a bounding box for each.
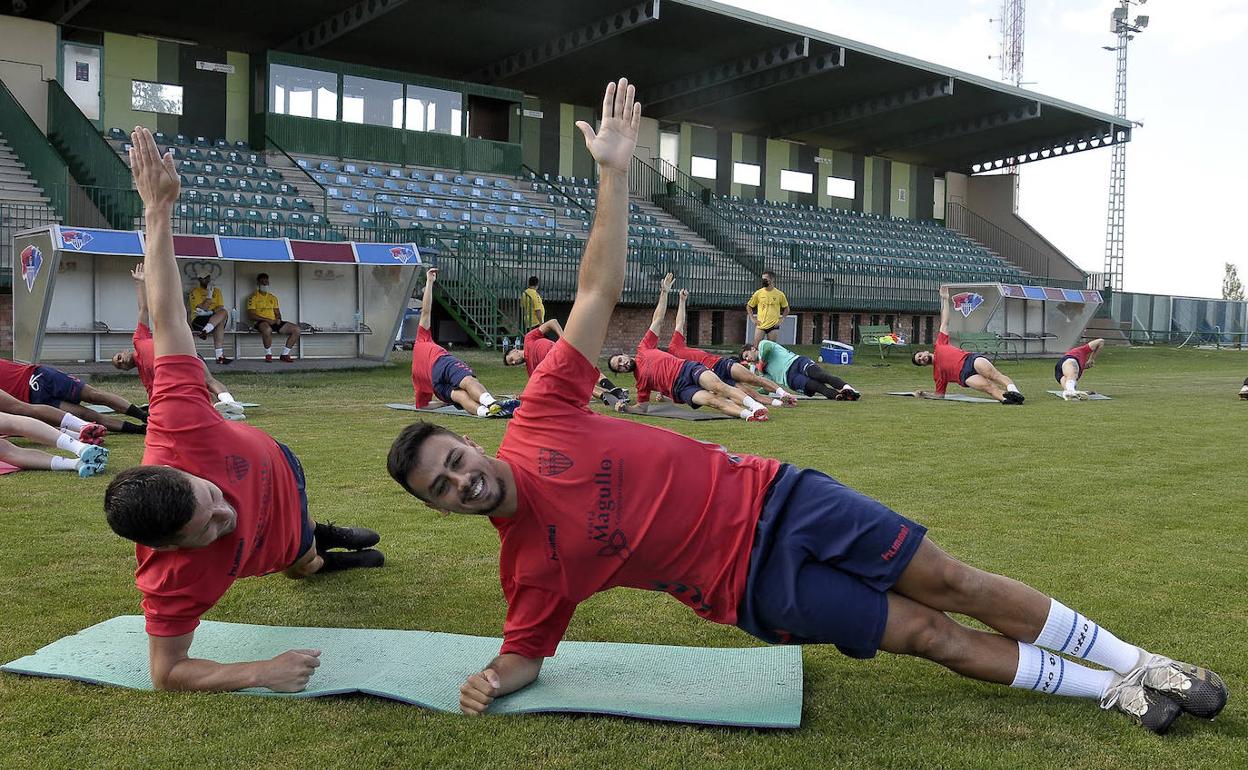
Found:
[887,391,1000,403]
[1046,391,1112,400]
[86,403,259,414]
[607,401,732,421]
[2,616,802,728]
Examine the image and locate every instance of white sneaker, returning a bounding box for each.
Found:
[215,400,245,418]
[1239,385,1248,400]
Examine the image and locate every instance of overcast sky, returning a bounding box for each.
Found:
[718,0,1248,298]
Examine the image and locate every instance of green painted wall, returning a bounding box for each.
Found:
[102,32,158,133]
[764,138,790,203]
[558,103,574,178]
[225,51,250,143]
[890,160,912,219]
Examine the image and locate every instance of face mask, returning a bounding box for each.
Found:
[258,284,269,293]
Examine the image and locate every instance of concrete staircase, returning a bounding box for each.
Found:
[0,136,57,208]
[0,133,60,284]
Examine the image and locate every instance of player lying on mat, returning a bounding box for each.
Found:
[0,411,108,477]
[503,318,630,406]
[0,357,147,434]
[0,389,108,445]
[112,264,244,420]
[740,338,860,401]
[102,127,384,694]
[387,80,1225,733]
[607,273,770,421]
[912,286,1024,404]
[669,287,796,407]
[1055,338,1104,400]
[412,267,519,417]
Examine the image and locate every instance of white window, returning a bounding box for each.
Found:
[404,85,462,134]
[690,155,717,180]
[826,176,855,199]
[131,81,183,115]
[269,64,338,121]
[342,76,402,128]
[732,162,761,187]
[780,169,813,194]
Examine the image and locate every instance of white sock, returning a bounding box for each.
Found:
[739,408,752,419]
[1065,379,1078,393]
[476,405,490,417]
[771,398,782,407]
[1007,383,1019,393]
[214,348,224,358]
[56,434,88,456]
[743,396,763,411]
[282,346,292,356]
[49,456,78,472]
[264,347,273,356]
[59,413,88,431]
[479,393,497,407]
[217,391,235,404]
[774,388,789,398]
[203,322,215,333]
[1033,599,1143,674]
[1011,642,1113,700]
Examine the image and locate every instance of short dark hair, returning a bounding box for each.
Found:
[257,272,269,282]
[104,466,196,547]
[607,355,628,373]
[912,351,925,366]
[762,270,775,279]
[388,421,456,500]
[528,275,539,287]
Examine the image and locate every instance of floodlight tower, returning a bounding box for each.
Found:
[999,0,1025,174]
[1102,0,1149,292]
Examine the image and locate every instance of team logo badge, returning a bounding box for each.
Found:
[389,245,415,264]
[59,229,94,251]
[20,245,43,292]
[951,292,985,318]
[224,454,251,483]
[538,448,573,476]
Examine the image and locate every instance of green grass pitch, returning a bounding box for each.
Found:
[1,344,1245,768]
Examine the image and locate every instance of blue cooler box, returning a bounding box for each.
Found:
[820,340,854,365]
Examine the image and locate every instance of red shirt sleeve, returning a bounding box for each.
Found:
[132,324,155,397]
[499,578,577,658]
[146,355,223,449]
[524,328,545,347]
[640,329,658,350]
[136,551,232,637]
[518,339,597,418]
[933,332,951,395]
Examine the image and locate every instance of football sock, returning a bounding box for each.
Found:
[479,393,497,407]
[203,322,215,333]
[49,456,78,472]
[476,405,490,417]
[264,347,273,356]
[1032,599,1143,674]
[56,434,87,456]
[214,348,224,359]
[771,398,782,407]
[120,422,146,435]
[125,404,147,420]
[742,396,763,412]
[282,346,292,356]
[217,391,235,404]
[738,408,752,419]
[59,413,88,432]
[1011,642,1113,699]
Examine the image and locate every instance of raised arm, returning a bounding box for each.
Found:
[560,79,641,362]
[132,264,149,329]
[130,127,194,358]
[536,318,564,338]
[938,284,951,335]
[674,288,689,336]
[148,631,323,693]
[419,267,438,330]
[648,272,674,336]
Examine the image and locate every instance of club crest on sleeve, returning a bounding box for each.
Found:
[20,245,43,292]
[951,292,985,318]
[537,448,573,477]
[224,454,251,483]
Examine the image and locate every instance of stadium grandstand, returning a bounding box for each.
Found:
[1,0,1135,355]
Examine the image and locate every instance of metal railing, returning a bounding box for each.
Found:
[46,81,140,230]
[0,78,69,216]
[945,202,1083,285]
[265,133,330,221]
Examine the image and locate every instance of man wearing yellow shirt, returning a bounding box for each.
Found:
[746,270,789,347]
[245,273,300,363]
[187,273,231,365]
[521,276,545,329]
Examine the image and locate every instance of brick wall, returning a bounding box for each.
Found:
[600,305,751,356]
[0,293,11,352]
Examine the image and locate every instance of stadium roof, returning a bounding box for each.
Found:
[28,0,1132,173]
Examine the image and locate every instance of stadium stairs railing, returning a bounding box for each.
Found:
[522,163,593,218]
[265,133,330,221]
[45,81,141,231]
[945,202,1085,288]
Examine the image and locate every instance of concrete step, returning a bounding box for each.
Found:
[0,169,36,183]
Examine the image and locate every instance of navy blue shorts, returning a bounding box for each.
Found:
[275,441,315,562]
[712,357,736,385]
[737,464,927,659]
[27,365,84,406]
[785,356,817,395]
[430,354,475,405]
[958,353,986,387]
[1054,355,1081,383]
[671,360,708,406]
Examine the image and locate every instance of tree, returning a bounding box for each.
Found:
[1223,263,1245,301]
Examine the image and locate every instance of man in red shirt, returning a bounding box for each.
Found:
[1056,338,1105,400]
[386,80,1225,734]
[607,274,769,421]
[912,286,1024,404]
[102,127,384,694]
[669,287,796,407]
[411,267,519,418]
[111,264,241,419]
[502,318,629,406]
[0,357,148,433]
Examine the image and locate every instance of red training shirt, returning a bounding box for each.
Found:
[522,327,555,377]
[0,359,36,403]
[493,339,781,658]
[410,325,450,407]
[132,323,155,396]
[135,355,305,637]
[633,329,687,404]
[667,331,724,371]
[1064,343,1093,373]
[932,331,971,396]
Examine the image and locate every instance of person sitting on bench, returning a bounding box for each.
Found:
[245,273,300,363]
[188,271,231,365]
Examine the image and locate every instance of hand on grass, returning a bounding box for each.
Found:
[460,668,500,715]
